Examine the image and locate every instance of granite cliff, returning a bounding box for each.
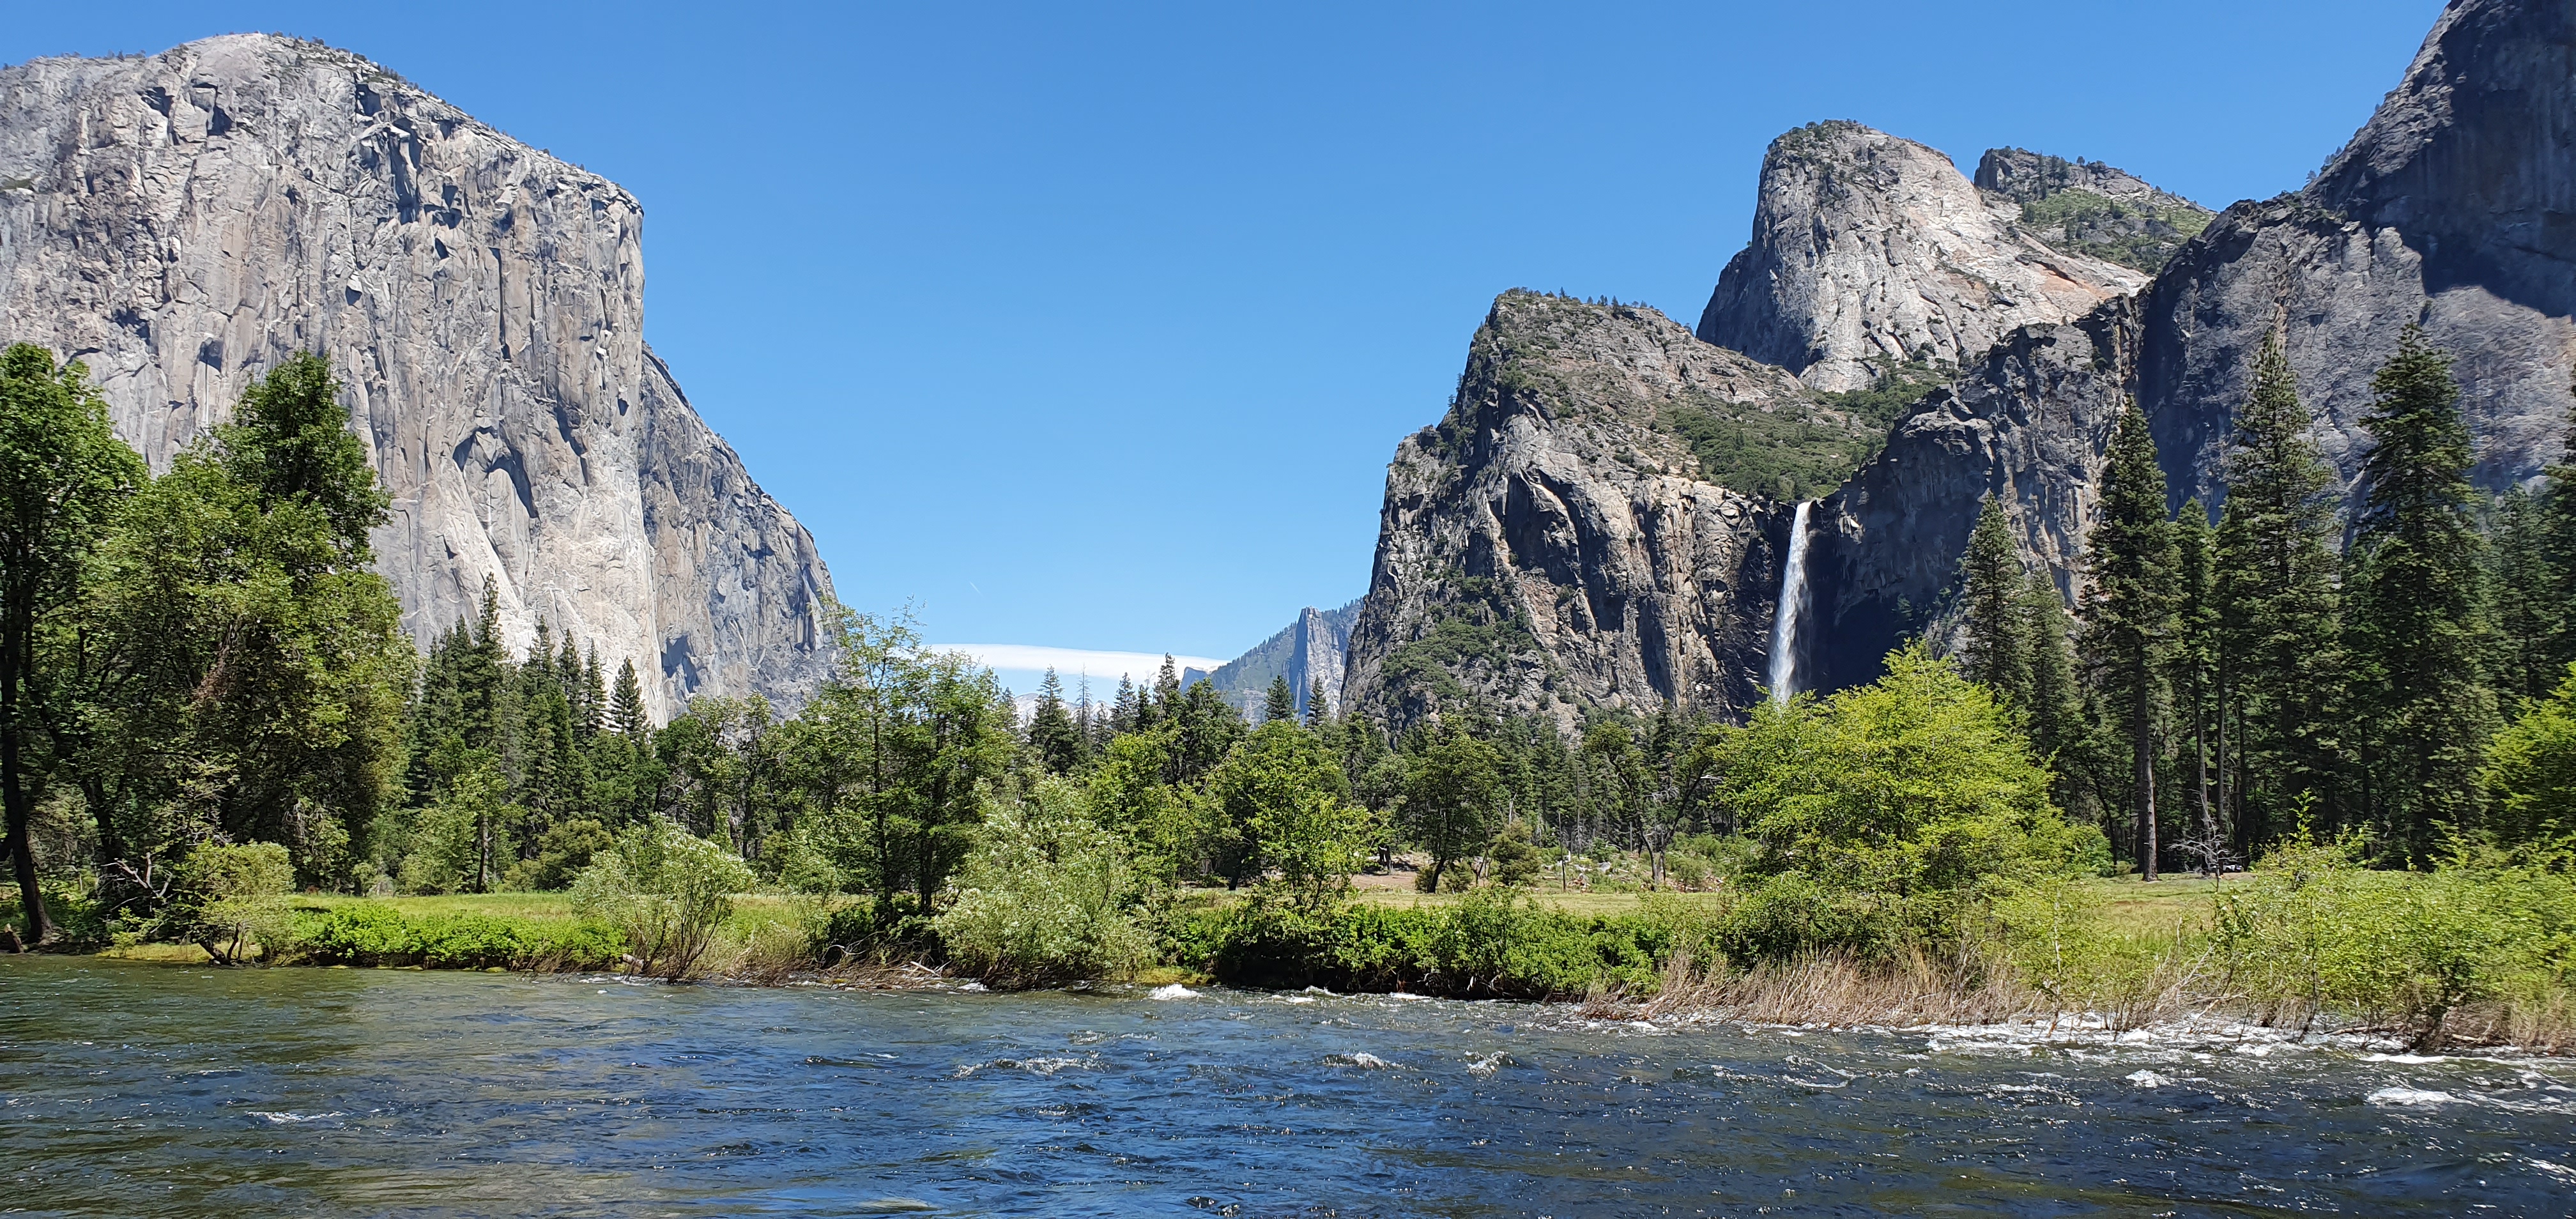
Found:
[1200,601,1360,721]
[1340,291,1833,732]
[1813,0,2576,693]
[1696,121,2149,393]
[0,34,833,719]
[1351,0,2575,728]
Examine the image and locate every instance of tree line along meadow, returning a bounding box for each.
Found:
[2,334,2573,1050]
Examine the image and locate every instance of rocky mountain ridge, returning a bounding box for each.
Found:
[1341,291,1823,732]
[1346,0,2575,731]
[1696,121,2150,394]
[0,34,834,719]
[1199,601,1361,721]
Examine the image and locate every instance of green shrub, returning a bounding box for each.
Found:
[2213,834,2576,1048]
[302,903,416,965]
[296,902,625,970]
[935,778,1153,984]
[164,843,298,965]
[1188,890,1715,1000]
[571,819,754,979]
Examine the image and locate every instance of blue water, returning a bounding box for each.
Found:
[4,954,2573,1216]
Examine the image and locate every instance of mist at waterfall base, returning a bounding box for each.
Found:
[13,956,2572,1216]
[1767,500,1814,706]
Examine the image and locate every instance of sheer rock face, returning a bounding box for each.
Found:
[2143,0,2576,505]
[1811,0,2576,691]
[1203,601,1359,721]
[1805,298,2140,694]
[1696,121,2147,392]
[1343,292,1813,732]
[0,34,833,719]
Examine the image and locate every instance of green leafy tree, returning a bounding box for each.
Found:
[768,610,1011,912]
[1957,495,2032,705]
[1401,730,1504,891]
[1711,643,2090,955]
[570,817,755,979]
[1206,720,1368,905]
[401,762,521,894]
[0,346,145,941]
[934,777,1152,982]
[2481,663,2576,843]
[2213,330,2345,850]
[2078,404,2180,878]
[2347,326,2497,858]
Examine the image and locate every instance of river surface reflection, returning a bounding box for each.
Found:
[4,954,2573,1215]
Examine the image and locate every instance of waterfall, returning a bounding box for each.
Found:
[1767,500,1813,705]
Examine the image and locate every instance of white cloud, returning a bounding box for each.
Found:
[931,643,1231,684]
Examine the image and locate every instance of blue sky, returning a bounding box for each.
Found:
[6,2,2443,693]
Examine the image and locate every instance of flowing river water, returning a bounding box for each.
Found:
[5,955,2574,1216]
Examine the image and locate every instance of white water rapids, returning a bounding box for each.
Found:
[1767,500,1813,705]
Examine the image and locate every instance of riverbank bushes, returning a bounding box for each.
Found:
[296,903,624,970]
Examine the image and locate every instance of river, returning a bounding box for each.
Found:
[4,955,2572,1216]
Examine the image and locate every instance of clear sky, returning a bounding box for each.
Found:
[5,1,2445,693]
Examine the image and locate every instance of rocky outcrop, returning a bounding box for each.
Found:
[1697,121,2147,392]
[1974,148,2212,273]
[1808,0,2576,691]
[1342,292,1828,731]
[1203,601,1360,721]
[0,34,834,719]
[1805,298,2140,693]
[2143,0,2576,504]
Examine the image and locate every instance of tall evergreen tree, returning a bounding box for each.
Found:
[2020,572,2086,800]
[2212,330,2344,851]
[1027,667,1083,774]
[1264,675,1298,726]
[1305,677,1332,729]
[609,658,650,739]
[2492,489,2562,702]
[2170,500,2220,862]
[2078,404,2180,879]
[2534,388,2576,679]
[2347,325,2497,859]
[1958,495,2032,705]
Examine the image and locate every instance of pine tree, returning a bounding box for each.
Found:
[2170,500,2220,864]
[1264,675,1298,725]
[610,657,649,739]
[2493,489,2561,702]
[1027,667,1084,774]
[2536,388,2576,679]
[1305,677,1332,729]
[2347,325,2497,859]
[1958,495,2032,705]
[2021,572,2085,787]
[2078,404,2181,879]
[578,648,606,740]
[2212,330,2345,852]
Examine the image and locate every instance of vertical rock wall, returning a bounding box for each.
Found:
[0,35,835,719]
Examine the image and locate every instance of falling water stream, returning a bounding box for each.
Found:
[1767,500,1813,705]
